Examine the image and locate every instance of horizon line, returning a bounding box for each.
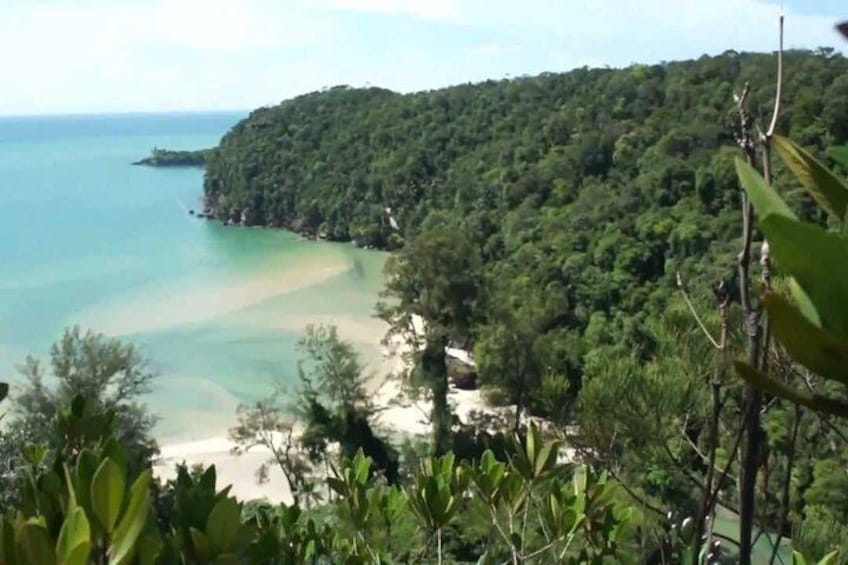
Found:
[0,108,251,120]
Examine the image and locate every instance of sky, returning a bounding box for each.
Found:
[0,0,845,116]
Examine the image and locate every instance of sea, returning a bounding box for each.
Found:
[0,112,387,443]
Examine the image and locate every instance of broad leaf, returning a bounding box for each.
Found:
[206,498,242,554]
[74,450,99,518]
[56,507,91,565]
[775,135,848,222]
[760,215,848,338]
[735,362,848,418]
[189,528,210,563]
[136,532,162,565]
[735,157,796,220]
[533,442,559,478]
[17,522,56,565]
[818,549,840,565]
[90,459,125,533]
[108,470,151,565]
[789,278,822,327]
[200,465,216,493]
[765,293,848,382]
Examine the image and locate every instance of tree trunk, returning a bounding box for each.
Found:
[423,335,451,455]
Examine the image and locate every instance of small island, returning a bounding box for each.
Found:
[132,147,213,167]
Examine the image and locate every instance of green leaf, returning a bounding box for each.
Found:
[789,278,822,327]
[0,517,13,565]
[56,508,91,565]
[765,293,848,382]
[828,146,848,170]
[74,450,98,518]
[525,424,538,465]
[760,215,848,338]
[200,465,217,493]
[792,550,808,565]
[735,362,848,417]
[0,381,8,403]
[17,522,56,565]
[818,550,840,565]
[735,157,796,220]
[70,395,86,419]
[136,532,162,565]
[206,498,242,554]
[775,135,848,222]
[90,459,125,533]
[327,477,347,497]
[107,470,151,565]
[533,441,560,478]
[189,528,211,563]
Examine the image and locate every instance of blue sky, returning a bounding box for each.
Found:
[1,0,845,116]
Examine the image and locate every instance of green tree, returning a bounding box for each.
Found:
[380,216,482,455]
[3,327,157,499]
[230,324,398,505]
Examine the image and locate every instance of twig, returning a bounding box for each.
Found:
[605,467,667,517]
[769,405,800,564]
[704,416,747,515]
[676,271,722,349]
[765,16,784,139]
[801,372,848,446]
[680,426,739,485]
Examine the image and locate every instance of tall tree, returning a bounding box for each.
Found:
[380,214,482,454]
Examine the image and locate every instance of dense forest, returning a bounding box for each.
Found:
[2,33,848,563]
[133,148,212,167]
[204,48,848,413]
[200,46,848,562]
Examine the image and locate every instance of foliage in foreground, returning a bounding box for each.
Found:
[734,135,848,416]
[0,387,638,564]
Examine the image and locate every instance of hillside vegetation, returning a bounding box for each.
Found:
[204,49,848,406]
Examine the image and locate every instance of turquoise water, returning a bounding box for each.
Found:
[0,113,387,442]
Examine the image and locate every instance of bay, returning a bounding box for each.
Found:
[0,112,387,442]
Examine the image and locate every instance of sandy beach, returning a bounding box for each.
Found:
[152,316,501,503]
[75,253,354,337]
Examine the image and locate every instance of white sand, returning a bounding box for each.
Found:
[152,314,506,503]
[154,437,293,503]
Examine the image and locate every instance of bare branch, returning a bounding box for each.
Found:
[765,16,785,138]
[680,425,739,485]
[676,271,722,350]
[768,404,801,565]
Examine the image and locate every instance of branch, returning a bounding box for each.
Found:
[705,416,747,515]
[605,467,667,517]
[765,15,784,138]
[676,272,722,350]
[680,425,739,485]
[801,372,848,446]
[769,405,801,564]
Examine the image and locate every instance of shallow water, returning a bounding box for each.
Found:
[0,112,386,442]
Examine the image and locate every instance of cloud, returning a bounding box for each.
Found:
[467,42,519,56]
[0,0,337,114]
[326,0,462,23]
[0,0,844,115]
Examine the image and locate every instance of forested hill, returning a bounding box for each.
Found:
[204,49,847,248]
[204,49,848,404]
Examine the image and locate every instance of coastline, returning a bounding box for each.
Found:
[152,317,502,503]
